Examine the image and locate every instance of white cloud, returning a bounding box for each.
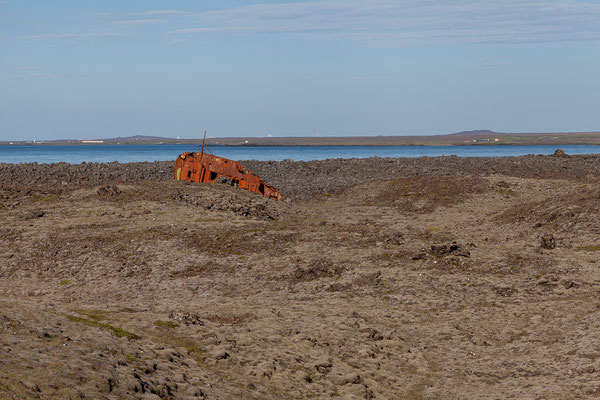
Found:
[169,0,600,44]
[142,10,187,16]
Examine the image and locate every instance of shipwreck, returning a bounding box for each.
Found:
[173,133,283,200]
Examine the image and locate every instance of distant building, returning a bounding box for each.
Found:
[78,140,104,144]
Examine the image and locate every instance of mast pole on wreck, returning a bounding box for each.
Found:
[199,130,207,163]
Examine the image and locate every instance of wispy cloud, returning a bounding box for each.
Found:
[142,10,187,16]
[169,0,600,44]
[15,66,40,72]
[117,18,165,25]
[12,73,58,81]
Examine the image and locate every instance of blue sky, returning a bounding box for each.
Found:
[1,0,600,140]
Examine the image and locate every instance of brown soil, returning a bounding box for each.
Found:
[2,154,600,399]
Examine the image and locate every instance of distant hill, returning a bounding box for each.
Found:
[103,135,171,142]
[4,130,600,146]
[447,130,502,136]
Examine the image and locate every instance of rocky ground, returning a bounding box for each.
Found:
[2,152,600,399]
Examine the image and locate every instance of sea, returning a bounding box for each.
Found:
[1,144,600,164]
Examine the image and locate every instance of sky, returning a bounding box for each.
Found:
[1,0,600,140]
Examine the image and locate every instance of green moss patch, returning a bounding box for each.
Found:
[154,320,179,329]
[67,315,140,340]
[576,245,600,251]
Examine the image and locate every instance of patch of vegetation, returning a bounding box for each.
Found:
[72,309,109,321]
[205,312,254,325]
[67,315,140,340]
[495,188,519,196]
[497,187,600,227]
[126,354,137,363]
[404,376,435,400]
[184,226,297,256]
[491,253,554,276]
[150,330,204,362]
[30,194,60,203]
[576,245,600,251]
[348,176,489,213]
[154,320,179,329]
[506,329,530,344]
[170,263,219,279]
[372,250,410,262]
[59,280,70,285]
[195,217,225,223]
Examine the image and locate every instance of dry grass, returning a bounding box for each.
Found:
[335,176,489,213]
[497,187,600,233]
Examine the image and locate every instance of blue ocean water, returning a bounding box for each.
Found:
[0,144,599,164]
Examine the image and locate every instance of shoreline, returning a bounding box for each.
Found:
[0,151,599,164]
[2,152,598,199]
[4,145,600,165]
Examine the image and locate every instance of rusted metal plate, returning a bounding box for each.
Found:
[174,152,283,200]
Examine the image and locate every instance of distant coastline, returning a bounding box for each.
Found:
[3,129,600,147]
